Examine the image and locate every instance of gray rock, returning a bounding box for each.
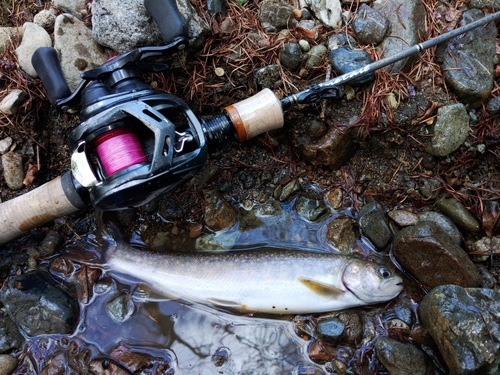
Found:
[203,190,237,231]
[417,211,462,245]
[469,236,500,262]
[358,202,391,249]
[1,152,24,190]
[436,9,497,108]
[0,138,13,155]
[329,47,374,86]
[280,42,303,71]
[305,44,327,71]
[295,196,328,221]
[0,313,25,352]
[419,285,500,375]
[393,221,481,289]
[258,0,295,32]
[326,216,356,254]
[0,27,23,53]
[277,179,301,201]
[54,13,114,92]
[375,337,428,375]
[469,0,500,8]
[388,209,418,227]
[33,9,56,29]
[254,64,281,89]
[436,196,480,232]
[425,103,470,157]
[352,4,389,45]
[373,0,426,72]
[0,272,78,336]
[40,232,64,256]
[315,317,344,345]
[327,33,356,50]
[486,96,500,115]
[0,355,18,375]
[106,293,135,323]
[0,89,27,115]
[54,0,87,19]
[299,0,342,29]
[15,22,52,78]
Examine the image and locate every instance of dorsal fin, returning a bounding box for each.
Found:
[298,277,345,297]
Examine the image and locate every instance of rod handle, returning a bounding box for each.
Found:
[144,0,188,44]
[0,173,85,245]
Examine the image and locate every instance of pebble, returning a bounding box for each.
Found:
[203,190,237,231]
[325,216,356,254]
[352,4,389,45]
[33,9,56,29]
[0,354,18,375]
[315,317,344,345]
[15,22,52,77]
[325,188,343,210]
[436,196,480,233]
[358,202,391,249]
[40,232,64,256]
[254,64,281,89]
[106,293,135,323]
[298,39,311,52]
[0,137,13,155]
[393,221,481,289]
[298,0,342,29]
[295,196,329,221]
[469,236,500,262]
[1,152,24,190]
[387,209,418,227]
[375,337,428,375]
[0,89,28,115]
[419,285,500,375]
[305,44,327,71]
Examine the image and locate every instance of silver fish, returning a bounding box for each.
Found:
[95,234,403,315]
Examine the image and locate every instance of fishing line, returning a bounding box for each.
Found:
[94,128,148,176]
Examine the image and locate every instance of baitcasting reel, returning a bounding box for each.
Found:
[31,0,283,211]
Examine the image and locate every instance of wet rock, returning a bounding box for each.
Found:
[325,216,356,254]
[296,196,328,221]
[1,152,24,190]
[418,177,441,199]
[258,0,295,32]
[352,4,389,45]
[0,355,18,375]
[315,317,344,345]
[299,0,342,29]
[393,221,481,288]
[305,44,327,71]
[203,190,237,231]
[325,188,342,210]
[0,272,78,336]
[54,13,114,92]
[373,0,426,72]
[388,209,418,227]
[375,337,428,375]
[436,196,480,233]
[358,202,391,249]
[425,103,470,157]
[15,22,52,78]
[0,89,28,115]
[436,9,497,108]
[0,27,23,53]
[40,232,64,256]
[296,125,356,169]
[468,236,500,262]
[254,64,281,89]
[419,285,500,375]
[329,47,374,86]
[54,0,87,19]
[33,9,56,29]
[308,340,335,363]
[331,311,362,345]
[0,313,25,352]
[417,211,462,245]
[106,293,135,323]
[276,179,301,201]
[475,263,497,288]
[280,42,303,71]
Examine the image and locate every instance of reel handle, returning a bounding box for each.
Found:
[31,47,71,105]
[144,0,188,44]
[0,172,87,245]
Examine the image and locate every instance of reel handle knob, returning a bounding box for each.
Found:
[31,47,71,105]
[144,0,188,44]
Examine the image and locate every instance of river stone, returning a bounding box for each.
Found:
[373,0,426,73]
[280,42,303,70]
[54,13,114,92]
[419,285,500,375]
[0,313,24,352]
[33,9,56,29]
[203,190,237,231]
[417,211,462,245]
[375,337,428,375]
[393,221,481,288]
[388,209,418,227]
[106,293,135,323]
[15,22,52,77]
[436,9,497,108]
[299,0,342,29]
[0,27,23,53]
[0,89,28,115]
[254,64,281,89]
[315,317,345,345]
[436,196,480,233]
[296,196,329,221]
[305,44,327,71]
[54,0,86,18]
[1,151,24,190]
[258,0,295,32]
[352,4,389,45]
[468,236,500,262]
[325,216,356,254]
[358,202,391,249]
[0,355,18,375]
[487,96,500,115]
[0,272,78,336]
[329,47,375,86]
[425,103,470,157]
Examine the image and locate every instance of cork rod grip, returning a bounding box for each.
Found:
[0,176,81,245]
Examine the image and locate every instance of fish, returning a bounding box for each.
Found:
[78,229,403,315]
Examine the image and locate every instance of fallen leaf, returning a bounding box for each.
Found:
[23,163,39,186]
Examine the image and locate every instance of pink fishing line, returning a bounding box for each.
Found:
[95,128,147,176]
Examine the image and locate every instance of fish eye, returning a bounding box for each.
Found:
[378,266,392,278]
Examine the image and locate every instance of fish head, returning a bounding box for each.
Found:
[342,260,403,303]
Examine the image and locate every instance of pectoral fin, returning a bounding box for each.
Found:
[298,277,345,297]
[207,297,244,309]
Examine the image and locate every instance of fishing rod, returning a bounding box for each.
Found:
[1,3,499,245]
